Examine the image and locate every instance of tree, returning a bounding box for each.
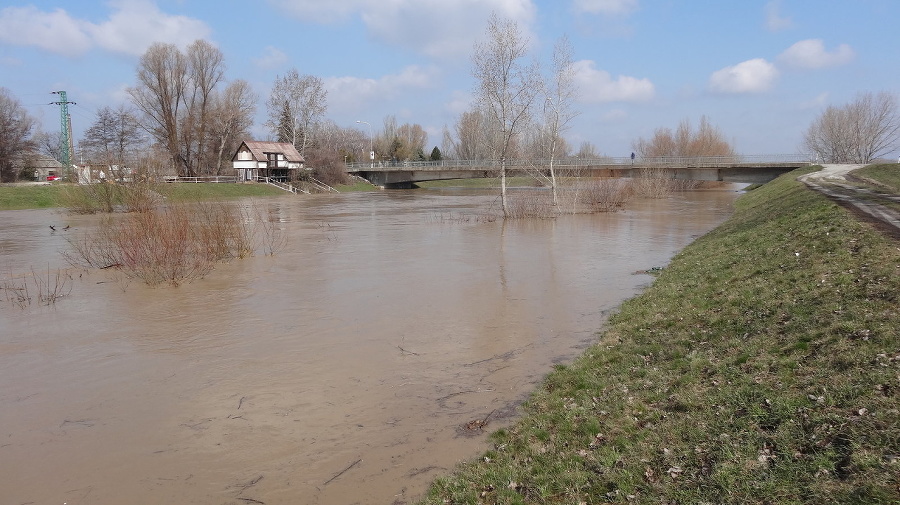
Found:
[632,116,735,158]
[265,70,327,156]
[430,146,442,161]
[128,40,226,177]
[183,39,225,175]
[208,79,256,174]
[80,105,145,167]
[803,91,900,163]
[472,13,540,217]
[542,36,579,208]
[0,87,37,182]
[129,43,187,175]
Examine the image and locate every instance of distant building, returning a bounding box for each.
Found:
[231,141,305,182]
[26,154,65,181]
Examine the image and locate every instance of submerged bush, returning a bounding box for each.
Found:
[64,201,277,286]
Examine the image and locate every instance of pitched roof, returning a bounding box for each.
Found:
[236,141,305,163]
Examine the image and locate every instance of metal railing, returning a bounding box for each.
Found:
[345,154,814,172]
[163,175,238,183]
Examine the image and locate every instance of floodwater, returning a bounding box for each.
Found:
[0,187,740,505]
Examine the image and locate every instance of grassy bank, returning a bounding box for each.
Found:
[0,182,288,210]
[0,184,67,210]
[852,163,900,192]
[420,167,900,504]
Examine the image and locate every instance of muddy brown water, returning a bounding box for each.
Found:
[0,187,740,505]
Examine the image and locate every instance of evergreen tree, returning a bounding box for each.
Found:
[430,146,442,161]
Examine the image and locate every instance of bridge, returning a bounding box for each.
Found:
[346,154,813,188]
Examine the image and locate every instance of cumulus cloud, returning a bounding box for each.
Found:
[764,0,792,31]
[270,0,536,60]
[0,5,92,56]
[573,0,639,16]
[777,39,854,69]
[571,60,654,103]
[708,58,778,94]
[0,0,211,57]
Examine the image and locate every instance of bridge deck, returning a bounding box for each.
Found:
[346,155,813,187]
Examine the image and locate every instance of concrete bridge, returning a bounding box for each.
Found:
[346,154,813,188]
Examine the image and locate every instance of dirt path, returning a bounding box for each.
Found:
[798,164,900,239]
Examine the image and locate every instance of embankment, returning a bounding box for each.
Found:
[418,167,900,504]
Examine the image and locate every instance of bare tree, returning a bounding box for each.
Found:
[543,36,579,208]
[632,116,735,158]
[0,87,37,182]
[184,40,225,175]
[129,43,187,175]
[265,69,327,156]
[208,79,256,174]
[803,91,900,163]
[128,40,226,177]
[446,109,491,160]
[79,105,145,167]
[472,13,540,217]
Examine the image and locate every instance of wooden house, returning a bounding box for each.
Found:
[232,141,305,182]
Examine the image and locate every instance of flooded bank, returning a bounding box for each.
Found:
[0,187,740,504]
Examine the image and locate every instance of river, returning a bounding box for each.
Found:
[0,186,740,505]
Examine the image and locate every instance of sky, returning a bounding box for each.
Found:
[1,0,898,158]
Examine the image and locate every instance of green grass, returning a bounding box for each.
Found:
[0,182,290,210]
[419,167,900,504]
[155,182,286,200]
[0,184,68,210]
[852,163,900,192]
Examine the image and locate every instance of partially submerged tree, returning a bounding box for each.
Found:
[803,91,900,163]
[472,13,540,217]
[265,69,327,156]
[542,36,579,208]
[0,87,37,182]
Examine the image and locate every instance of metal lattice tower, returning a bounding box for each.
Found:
[50,91,76,170]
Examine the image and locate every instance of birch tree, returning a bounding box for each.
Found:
[543,36,579,208]
[472,13,540,217]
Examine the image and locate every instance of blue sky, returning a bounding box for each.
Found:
[1,0,898,157]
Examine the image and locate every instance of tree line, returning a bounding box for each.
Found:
[1,17,898,184]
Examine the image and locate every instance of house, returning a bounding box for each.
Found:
[231,141,305,182]
[26,154,65,181]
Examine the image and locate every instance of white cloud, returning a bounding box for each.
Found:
[777,39,854,69]
[571,60,654,103]
[573,0,639,16]
[254,46,289,69]
[0,0,211,57]
[764,0,792,31]
[0,6,92,56]
[709,58,779,94]
[270,0,537,60]
[325,65,439,113]
[88,0,211,55]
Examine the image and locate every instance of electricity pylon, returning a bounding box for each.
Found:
[50,91,76,173]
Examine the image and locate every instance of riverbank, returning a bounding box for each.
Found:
[418,167,900,504]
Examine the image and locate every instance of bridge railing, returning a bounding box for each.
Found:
[346,154,813,171]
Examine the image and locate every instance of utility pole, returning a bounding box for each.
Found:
[50,91,76,175]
